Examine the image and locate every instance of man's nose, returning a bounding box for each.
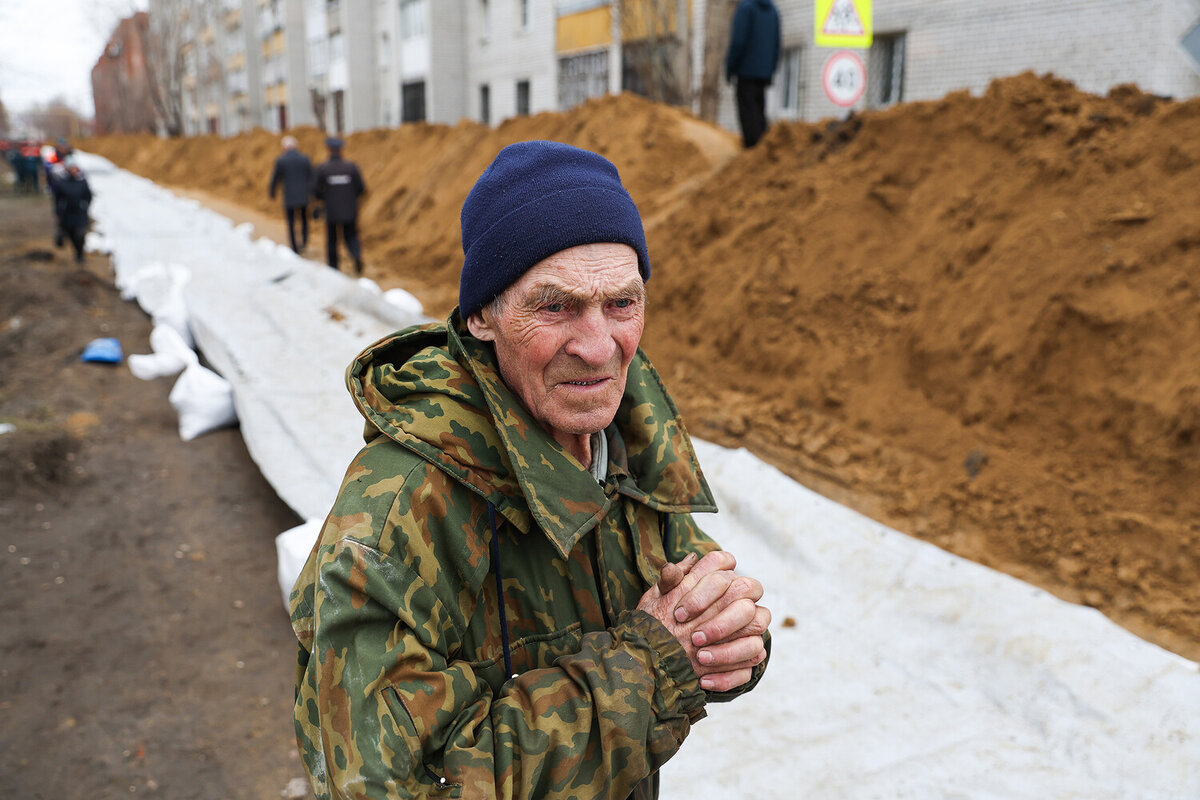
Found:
[563,307,617,366]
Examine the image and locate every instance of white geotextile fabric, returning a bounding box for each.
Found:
[78,153,427,519]
[76,152,1200,797]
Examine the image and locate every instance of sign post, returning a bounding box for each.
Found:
[822,50,867,108]
[814,0,873,108]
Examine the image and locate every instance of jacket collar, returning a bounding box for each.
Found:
[350,312,715,558]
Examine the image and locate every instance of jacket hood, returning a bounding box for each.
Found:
[345,311,716,557]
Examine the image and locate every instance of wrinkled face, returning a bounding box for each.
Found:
[467,243,645,456]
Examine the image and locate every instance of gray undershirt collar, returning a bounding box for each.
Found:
[589,430,608,483]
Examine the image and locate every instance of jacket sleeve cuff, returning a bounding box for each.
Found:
[705,630,772,704]
[617,608,708,725]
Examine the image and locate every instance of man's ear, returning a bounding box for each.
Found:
[466,310,496,342]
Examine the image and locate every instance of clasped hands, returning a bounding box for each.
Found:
[636,551,770,692]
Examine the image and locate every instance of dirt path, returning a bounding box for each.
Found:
[0,190,308,798]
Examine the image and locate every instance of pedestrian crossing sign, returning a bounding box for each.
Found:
[815,0,872,49]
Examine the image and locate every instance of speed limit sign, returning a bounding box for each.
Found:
[822,50,867,107]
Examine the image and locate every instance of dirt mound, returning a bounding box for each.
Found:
[83,74,1200,659]
[85,93,736,312]
[645,72,1200,657]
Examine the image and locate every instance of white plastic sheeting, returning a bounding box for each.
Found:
[662,443,1199,798]
[77,152,1200,798]
[80,153,428,520]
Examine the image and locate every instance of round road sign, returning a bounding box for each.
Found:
[822,50,867,107]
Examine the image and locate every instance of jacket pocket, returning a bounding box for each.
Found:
[467,622,584,688]
[380,685,462,797]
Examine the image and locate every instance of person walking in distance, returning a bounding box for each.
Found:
[268,135,313,254]
[54,161,93,264]
[311,137,367,275]
[725,0,782,148]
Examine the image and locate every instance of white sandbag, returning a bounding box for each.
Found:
[275,519,322,610]
[84,231,111,254]
[383,288,424,318]
[356,276,383,295]
[128,324,198,381]
[125,263,194,348]
[168,361,238,441]
[151,286,194,350]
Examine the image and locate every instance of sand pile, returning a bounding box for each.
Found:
[84,74,1200,659]
[85,93,735,312]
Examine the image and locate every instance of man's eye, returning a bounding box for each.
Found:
[545,302,565,313]
[612,298,634,309]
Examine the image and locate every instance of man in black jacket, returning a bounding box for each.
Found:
[311,137,367,274]
[269,135,314,254]
[725,0,782,148]
[54,162,92,264]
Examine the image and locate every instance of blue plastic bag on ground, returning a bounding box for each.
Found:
[80,337,123,364]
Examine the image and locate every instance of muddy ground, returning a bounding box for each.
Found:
[0,190,306,798]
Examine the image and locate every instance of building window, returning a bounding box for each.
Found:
[867,32,905,109]
[558,50,608,110]
[515,79,531,116]
[480,83,490,125]
[518,0,530,31]
[400,0,427,39]
[402,79,427,122]
[480,0,490,38]
[310,39,328,78]
[776,45,801,114]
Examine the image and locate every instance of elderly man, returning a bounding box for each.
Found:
[290,141,771,800]
[269,135,313,254]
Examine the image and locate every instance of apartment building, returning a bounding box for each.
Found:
[370,0,468,127]
[219,0,262,135]
[139,0,1200,138]
[467,0,558,123]
[92,12,158,136]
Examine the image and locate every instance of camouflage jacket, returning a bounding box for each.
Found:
[290,312,769,800]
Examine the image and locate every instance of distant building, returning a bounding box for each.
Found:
[91,12,158,136]
[126,0,1200,138]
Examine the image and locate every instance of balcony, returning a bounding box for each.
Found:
[327,0,341,35]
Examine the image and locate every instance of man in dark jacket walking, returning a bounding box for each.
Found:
[54,162,92,264]
[725,0,782,148]
[269,135,313,254]
[311,137,367,274]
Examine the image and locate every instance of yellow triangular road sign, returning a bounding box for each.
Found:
[815,0,873,48]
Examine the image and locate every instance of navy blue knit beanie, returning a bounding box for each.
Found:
[458,141,650,317]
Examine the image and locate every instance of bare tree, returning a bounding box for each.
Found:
[618,0,690,105]
[27,98,87,141]
[311,88,328,133]
[698,0,736,122]
[0,94,10,137]
[145,0,197,136]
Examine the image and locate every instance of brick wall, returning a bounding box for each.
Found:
[716,0,1200,135]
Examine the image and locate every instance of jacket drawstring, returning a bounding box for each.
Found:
[488,502,515,680]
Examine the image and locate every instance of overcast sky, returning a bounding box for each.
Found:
[0,0,146,118]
